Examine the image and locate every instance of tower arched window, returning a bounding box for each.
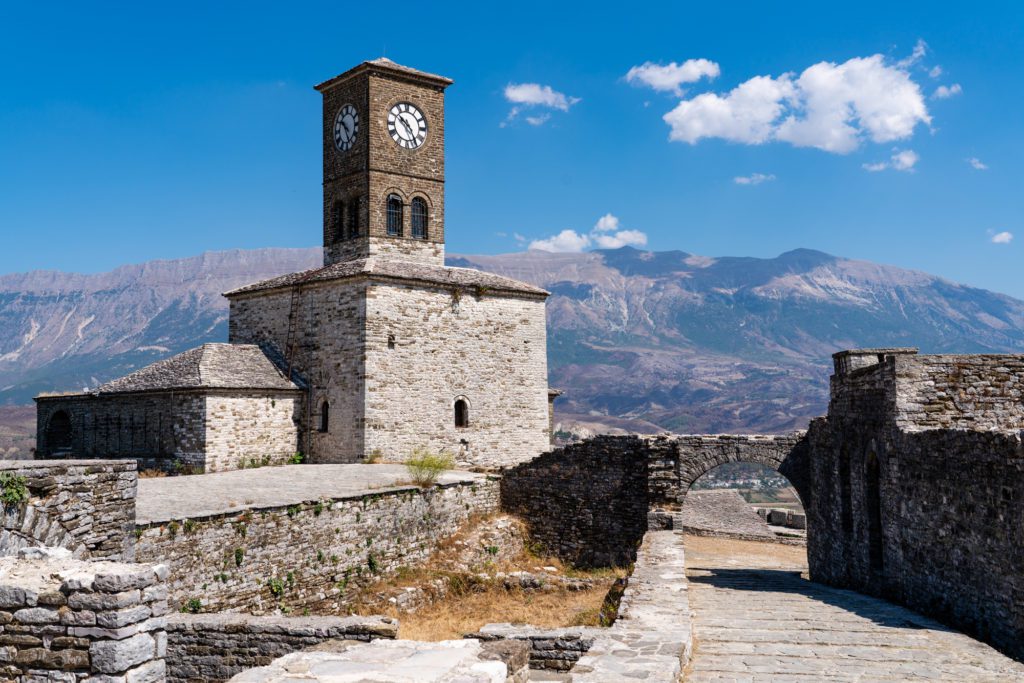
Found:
[332,200,345,243]
[386,195,403,236]
[319,401,330,433]
[411,197,428,239]
[454,398,469,428]
[347,197,360,238]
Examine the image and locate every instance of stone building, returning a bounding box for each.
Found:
[36,59,554,471]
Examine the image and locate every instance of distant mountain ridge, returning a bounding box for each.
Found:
[3,245,1024,437]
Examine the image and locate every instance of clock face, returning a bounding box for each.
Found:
[387,102,427,149]
[333,104,359,152]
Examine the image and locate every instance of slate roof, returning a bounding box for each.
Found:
[224,258,548,298]
[96,344,301,394]
[315,57,453,92]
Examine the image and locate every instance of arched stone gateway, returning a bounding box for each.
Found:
[666,434,810,509]
[501,433,810,567]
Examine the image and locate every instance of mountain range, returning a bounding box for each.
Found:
[3,245,1024,456]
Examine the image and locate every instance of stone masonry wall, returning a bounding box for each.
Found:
[364,283,550,469]
[36,393,206,470]
[0,460,137,561]
[501,434,807,568]
[229,282,365,463]
[0,547,168,682]
[500,437,650,568]
[892,354,1024,431]
[134,479,499,614]
[807,349,1024,661]
[203,394,301,472]
[165,613,397,683]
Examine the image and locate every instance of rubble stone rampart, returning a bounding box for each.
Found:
[0,460,137,561]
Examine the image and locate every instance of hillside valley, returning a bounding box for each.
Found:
[4,245,1024,456]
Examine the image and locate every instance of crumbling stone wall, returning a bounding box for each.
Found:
[0,547,168,682]
[806,349,1024,661]
[165,613,397,683]
[0,460,136,561]
[135,479,499,614]
[501,434,807,567]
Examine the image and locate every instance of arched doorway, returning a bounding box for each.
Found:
[46,411,73,454]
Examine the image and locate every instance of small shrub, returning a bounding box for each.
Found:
[182,519,196,535]
[0,472,29,508]
[234,548,244,567]
[485,545,499,556]
[365,449,383,464]
[166,521,180,540]
[404,448,454,488]
[313,500,325,516]
[287,505,300,518]
[267,578,284,597]
[289,451,304,465]
[182,598,202,614]
[138,468,167,479]
[367,553,379,574]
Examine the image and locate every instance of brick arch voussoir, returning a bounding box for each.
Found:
[674,439,810,509]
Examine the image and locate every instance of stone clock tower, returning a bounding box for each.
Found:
[315,58,452,266]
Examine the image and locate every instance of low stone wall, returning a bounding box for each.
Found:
[165,613,398,682]
[468,624,597,672]
[572,530,692,682]
[0,459,137,561]
[135,478,499,614]
[0,547,167,681]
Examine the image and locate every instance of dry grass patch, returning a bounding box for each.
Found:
[684,534,807,572]
[393,583,616,641]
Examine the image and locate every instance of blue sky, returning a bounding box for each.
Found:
[1,2,1022,297]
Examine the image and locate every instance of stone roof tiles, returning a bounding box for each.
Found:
[224,257,548,298]
[96,344,301,394]
[314,57,453,92]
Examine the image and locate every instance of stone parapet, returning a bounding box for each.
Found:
[467,624,597,672]
[165,613,397,682]
[572,530,692,682]
[0,459,137,561]
[0,547,168,682]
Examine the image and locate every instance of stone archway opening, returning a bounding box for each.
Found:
[46,410,73,454]
[681,461,808,548]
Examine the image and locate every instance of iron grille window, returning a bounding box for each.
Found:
[386,195,403,236]
[411,197,428,239]
[332,200,345,242]
[347,197,360,238]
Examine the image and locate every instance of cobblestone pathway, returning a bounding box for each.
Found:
[683,536,1024,682]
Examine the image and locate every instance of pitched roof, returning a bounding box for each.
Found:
[314,57,453,92]
[96,344,301,394]
[224,258,548,298]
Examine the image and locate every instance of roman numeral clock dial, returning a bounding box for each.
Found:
[387,102,427,149]
[333,104,359,152]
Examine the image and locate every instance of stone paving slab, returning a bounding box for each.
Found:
[684,541,1024,682]
[136,464,488,523]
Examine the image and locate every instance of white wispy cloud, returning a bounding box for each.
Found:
[991,231,1014,244]
[503,83,580,127]
[734,173,776,185]
[529,214,648,253]
[932,83,962,99]
[661,49,931,154]
[862,149,919,172]
[967,157,988,170]
[625,59,720,95]
[929,65,943,79]
[896,39,929,69]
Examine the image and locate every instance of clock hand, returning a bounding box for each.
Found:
[398,115,415,140]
